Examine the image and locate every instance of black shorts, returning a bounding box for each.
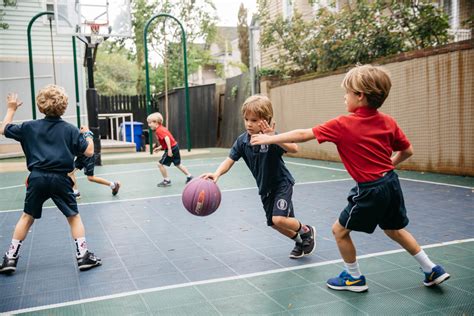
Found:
[74,155,95,176]
[261,182,295,226]
[159,145,181,166]
[24,170,78,219]
[339,171,409,233]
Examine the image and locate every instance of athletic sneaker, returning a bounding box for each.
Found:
[0,255,18,274]
[74,191,81,200]
[77,251,102,271]
[112,182,121,196]
[157,179,172,187]
[327,270,368,292]
[423,265,450,287]
[301,225,316,256]
[289,242,304,259]
[185,176,193,184]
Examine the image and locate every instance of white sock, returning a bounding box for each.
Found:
[109,182,116,189]
[73,189,79,194]
[344,260,362,278]
[414,250,436,273]
[6,239,22,259]
[75,237,88,258]
[187,175,193,178]
[164,178,170,182]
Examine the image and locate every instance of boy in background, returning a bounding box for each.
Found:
[251,65,449,291]
[0,86,101,274]
[202,95,316,259]
[147,112,193,187]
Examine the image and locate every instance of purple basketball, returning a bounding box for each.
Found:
[182,178,221,216]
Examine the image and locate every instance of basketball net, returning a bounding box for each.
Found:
[88,23,105,46]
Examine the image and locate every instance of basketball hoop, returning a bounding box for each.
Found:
[90,23,101,34]
[85,22,108,46]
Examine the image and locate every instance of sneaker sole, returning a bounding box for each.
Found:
[304,226,317,256]
[79,261,102,271]
[424,273,450,287]
[327,283,368,292]
[289,253,305,259]
[0,267,16,274]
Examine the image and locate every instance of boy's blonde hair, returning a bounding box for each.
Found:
[147,112,163,124]
[36,84,68,116]
[341,64,391,109]
[241,95,273,123]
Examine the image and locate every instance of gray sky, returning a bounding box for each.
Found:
[213,0,257,26]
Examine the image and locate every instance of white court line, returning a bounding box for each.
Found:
[8,238,474,315]
[0,178,353,214]
[286,161,474,190]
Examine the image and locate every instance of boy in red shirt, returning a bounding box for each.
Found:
[147,112,193,187]
[251,64,449,292]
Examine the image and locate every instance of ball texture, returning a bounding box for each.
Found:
[182,178,221,216]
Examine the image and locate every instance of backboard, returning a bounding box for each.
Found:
[55,0,132,39]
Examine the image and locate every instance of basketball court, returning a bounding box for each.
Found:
[0,150,472,314]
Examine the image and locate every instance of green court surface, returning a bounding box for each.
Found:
[13,241,474,315]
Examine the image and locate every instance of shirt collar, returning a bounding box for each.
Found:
[354,106,378,117]
[242,132,251,145]
[44,116,62,121]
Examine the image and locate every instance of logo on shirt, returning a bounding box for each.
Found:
[259,145,269,153]
[276,199,288,210]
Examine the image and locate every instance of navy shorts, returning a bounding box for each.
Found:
[74,155,95,176]
[159,145,181,166]
[261,182,295,226]
[24,170,78,219]
[339,171,409,233]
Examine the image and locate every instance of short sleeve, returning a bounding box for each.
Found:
[229,138,241,161]
[312,117,342,144]
[4,123,23,141]
[76,133,89,154]
[392,123,411,151]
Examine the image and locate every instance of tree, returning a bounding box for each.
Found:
[258,0,451,76]
[94,42,138,95]
[1,0,17,30]
[237,3,249,68]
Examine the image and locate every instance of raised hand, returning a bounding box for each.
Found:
[6,93,23,110]
[258,119,276,135]
[250,133,272,145]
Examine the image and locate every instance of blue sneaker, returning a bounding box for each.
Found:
[423,265,450,287]
[327,270,368,292]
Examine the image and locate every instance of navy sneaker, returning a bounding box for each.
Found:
[301,225,316,256]
[423,265,450,287]
[0,255,18,274]
[327,270,368,292]
[289,242,304,259]
[185,176,193,184]
[157,179,171,187]
[111,182,121,196]
[77,251,102,271]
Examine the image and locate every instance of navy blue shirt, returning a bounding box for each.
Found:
[229,132,295,195]
[5,116,88,173]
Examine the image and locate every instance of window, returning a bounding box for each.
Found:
[42,0,55,24]
[282,0,293,20]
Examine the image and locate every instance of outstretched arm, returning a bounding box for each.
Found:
[201,157,235,183]
[0,93,23,135]
[251,128,314,146]
[391,145,413,167]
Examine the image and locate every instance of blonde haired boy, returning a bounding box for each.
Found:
[0,85,101,274]
[202,95,316,259]
[147,112,193,186]
[251,65,449,292]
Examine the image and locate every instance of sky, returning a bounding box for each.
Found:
[213,0,258,26]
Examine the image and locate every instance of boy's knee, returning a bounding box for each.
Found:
[384,229,400,239]
[20,213,35,224]
[87,176,94,181]
[332,220,348,239]
[272,216,285,226]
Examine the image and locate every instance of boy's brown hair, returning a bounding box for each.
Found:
[241,95,273,123]
[341,64,392,109]
[36,84,68,117]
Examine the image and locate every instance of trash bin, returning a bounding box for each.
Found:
[120,122,143,152]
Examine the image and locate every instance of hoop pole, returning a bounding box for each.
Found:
[72,36,81,128]
[144,13,192,154]
[28,11,54,119]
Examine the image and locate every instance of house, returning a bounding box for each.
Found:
[188,27,244,85]
[259,0,473,69]
[0,0,88,154]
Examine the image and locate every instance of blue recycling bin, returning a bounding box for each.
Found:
[121,122,143,152]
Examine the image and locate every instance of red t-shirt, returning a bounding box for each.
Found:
[312,106,411,183]
[155,125,177,150]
